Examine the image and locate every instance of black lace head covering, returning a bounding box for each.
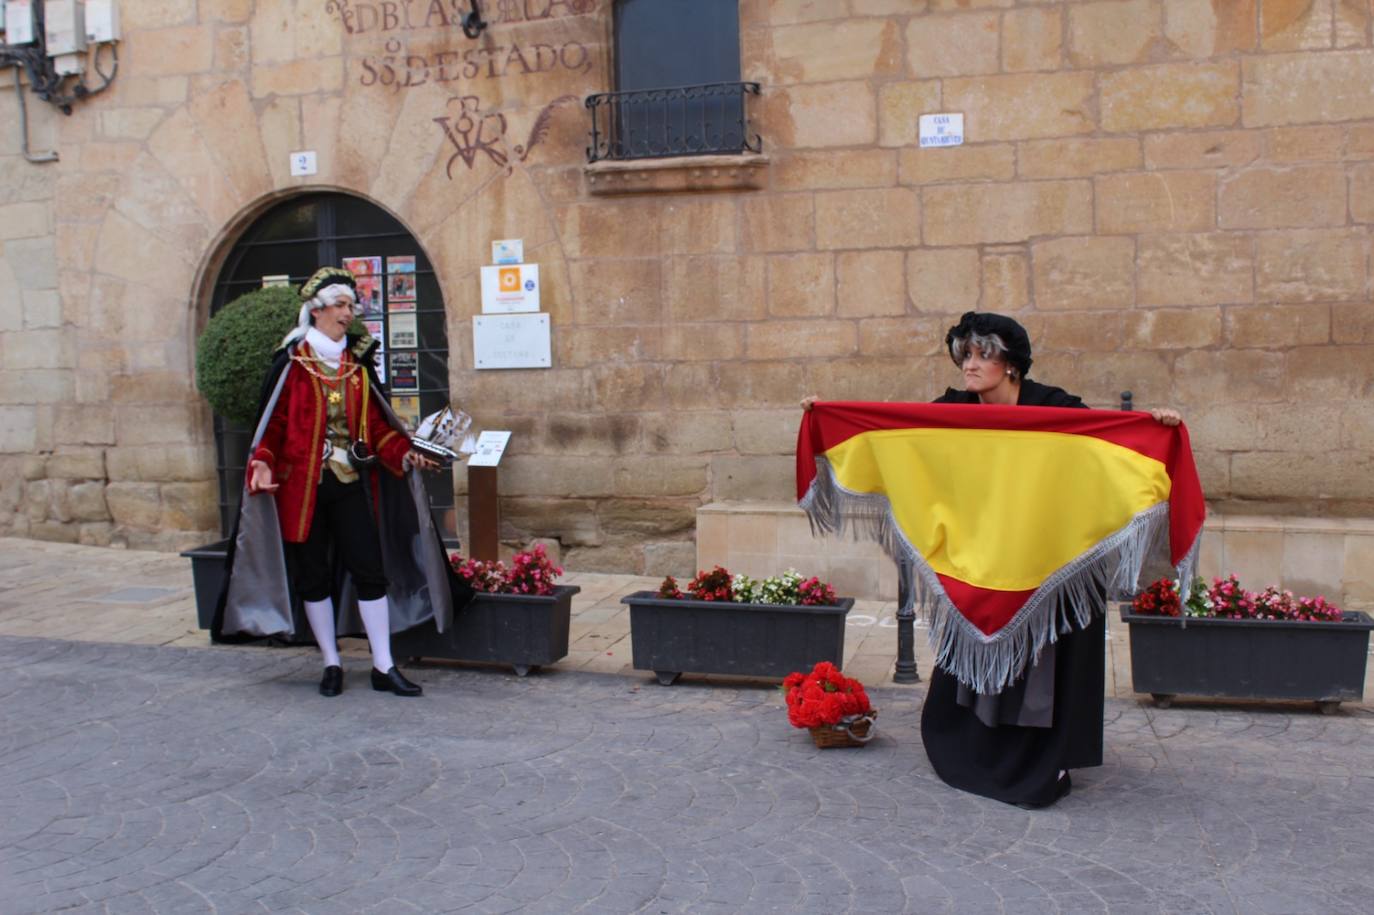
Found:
[944,311,1033,378]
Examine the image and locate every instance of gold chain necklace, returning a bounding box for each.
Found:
[291,353,363,405]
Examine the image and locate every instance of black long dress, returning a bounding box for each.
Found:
[919,379,1106,808]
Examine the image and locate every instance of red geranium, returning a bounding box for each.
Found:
[782,661,873,729]
[687,566,733,602]
[1132,578,1181,617]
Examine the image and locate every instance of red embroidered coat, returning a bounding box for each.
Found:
[251,343,411,543]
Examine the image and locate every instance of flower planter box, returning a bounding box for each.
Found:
[621,591,853,685]
[1120,607,1374,713]
[181,539,231,630]
[392,585,580,677]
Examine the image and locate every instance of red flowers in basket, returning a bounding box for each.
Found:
[782,661,873,729]
[449,543,563,596]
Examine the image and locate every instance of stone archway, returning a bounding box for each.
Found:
[204,191,454,540]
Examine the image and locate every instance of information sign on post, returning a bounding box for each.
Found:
[466,431,511,467]
[466,431,511,560]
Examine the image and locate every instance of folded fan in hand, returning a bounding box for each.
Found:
[409,406,475,464]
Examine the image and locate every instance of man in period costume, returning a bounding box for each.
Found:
[213,266,453,697]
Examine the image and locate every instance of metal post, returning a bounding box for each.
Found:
[893,560,920,683]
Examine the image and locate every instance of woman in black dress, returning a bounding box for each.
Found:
[927,312,1181,808]
[803,311,1180,809]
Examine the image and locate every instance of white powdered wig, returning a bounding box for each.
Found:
[282,284,360,347]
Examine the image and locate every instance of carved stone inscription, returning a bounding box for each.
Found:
[359,37,591,89]
[327,0,596,34]
[434,94,577,176]
[327,0,597,91]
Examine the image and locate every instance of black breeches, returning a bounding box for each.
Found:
[289,472,389,602]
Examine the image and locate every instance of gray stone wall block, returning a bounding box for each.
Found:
[5,237,57,290]
[68,480,112,522]
[0,406,38,452]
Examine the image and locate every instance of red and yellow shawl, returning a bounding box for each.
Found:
[797,402,1206,693]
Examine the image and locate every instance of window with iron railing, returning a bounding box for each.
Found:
[587,0,758,163]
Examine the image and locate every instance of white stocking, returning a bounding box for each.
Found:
[358,596,394,673]
[303,598,340,668]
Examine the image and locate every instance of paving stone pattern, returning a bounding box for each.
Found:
[3,636,1373,914]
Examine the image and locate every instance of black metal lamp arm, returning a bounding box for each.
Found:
[462,0,488,39]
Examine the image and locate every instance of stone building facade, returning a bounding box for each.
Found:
[1,0,1372,607]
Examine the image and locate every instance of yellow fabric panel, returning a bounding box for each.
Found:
[824,428,1172,591]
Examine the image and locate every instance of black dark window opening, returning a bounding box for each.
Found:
[209,193,456,542]
[588,0,758,162]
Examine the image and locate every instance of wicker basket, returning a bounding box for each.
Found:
[808,712,877,748]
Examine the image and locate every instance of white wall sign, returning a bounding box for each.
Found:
[918,113,964,148]
[289,150,318,176]
[466,430,512,467]
[491,239,523,265]
[479,263,540,314]
[473,312,551,369]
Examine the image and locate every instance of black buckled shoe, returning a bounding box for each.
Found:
[319,665,343,697]
[371,666,422,697]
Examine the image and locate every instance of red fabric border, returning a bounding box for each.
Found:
[796,401,1206,568]
[935,574,1036,637]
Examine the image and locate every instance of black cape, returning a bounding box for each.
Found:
[919,378,1105,807]
[210,334,456,644]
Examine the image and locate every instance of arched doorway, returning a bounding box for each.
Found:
[209,192,455,541]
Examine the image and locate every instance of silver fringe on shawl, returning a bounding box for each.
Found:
[799,457,1201,694]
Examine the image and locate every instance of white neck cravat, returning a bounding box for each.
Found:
[304,327,346,368]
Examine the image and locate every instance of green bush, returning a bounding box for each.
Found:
[195,286,301,427]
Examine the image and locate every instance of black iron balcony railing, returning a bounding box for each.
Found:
[586,81,762,163]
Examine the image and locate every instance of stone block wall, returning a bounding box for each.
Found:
[0,0,1372,577]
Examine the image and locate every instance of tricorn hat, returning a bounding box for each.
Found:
[299,266,358,302]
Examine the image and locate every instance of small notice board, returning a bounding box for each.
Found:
[467,431,512,467]
[473,312,551,369]
[479,263,540,313]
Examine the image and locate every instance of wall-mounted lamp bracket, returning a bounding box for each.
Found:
[461,0,487,39]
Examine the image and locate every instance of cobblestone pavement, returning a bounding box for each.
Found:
[4,635,1374,914]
